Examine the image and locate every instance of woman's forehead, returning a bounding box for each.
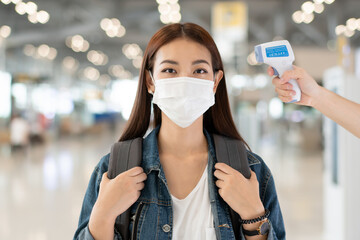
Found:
[154,38,212,64]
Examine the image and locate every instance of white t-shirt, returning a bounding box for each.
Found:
[171,165,217,240]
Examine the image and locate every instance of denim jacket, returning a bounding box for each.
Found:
[74,127,286,240]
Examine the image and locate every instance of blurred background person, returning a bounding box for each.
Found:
[10,112,30,152]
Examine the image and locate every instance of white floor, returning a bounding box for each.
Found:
[0,125,324,240]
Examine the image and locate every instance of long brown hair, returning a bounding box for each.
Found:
[119,23,248,148]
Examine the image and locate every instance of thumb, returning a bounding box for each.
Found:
[249,170,258,182]
[101,172,110,184]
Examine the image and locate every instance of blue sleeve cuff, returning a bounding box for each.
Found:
[76,226,123,240]
[76,226,95,240]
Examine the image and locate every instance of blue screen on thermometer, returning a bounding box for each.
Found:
[265,45,289,58]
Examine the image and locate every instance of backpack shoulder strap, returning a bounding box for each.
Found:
[212,134,251,240]
[107,137,143,240]
[212,134,251,178]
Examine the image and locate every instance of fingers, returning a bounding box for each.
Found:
[102,172,110,183]
[215,179,224,188]
[272,77,293,90]
[214,169,228,180]
[278,95,294,103]
[136,182,145,190]
[267,66,274,76]
[215,163,234,175]
[127,166,144,177]
[249,170,258,182]
[280,65,304,83]
[275,87,296,98]
[134,172,147,183]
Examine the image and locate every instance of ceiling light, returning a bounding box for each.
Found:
[81,40,90,52]
[160,14,171,24]
[303,12,314,24]
[71,35,84,48]
[313,3,324,14]
[335,25,346,35]
[111,18,121,27]
[158,3,171,15]
[122,43,142,60]
[15,2,27,15]
[37,44,50,57]
[346,18,357,31]
[292,11,304,24]
[301,1,315,14]
[324,0,335,4]
[47,48,57,60]
[28,13,38,24]
[109,65,125,77]
[84,67,100,81]
[105,28,118,38]
[356,19,360,31]
[87,50,108,66]
[37,11,50,24]
[0,25,11,38]
[169,12,181,23]
[63,56,79,71]
[25,1,38,15]
[23,44,35,56]
[1,0,12,5]
[344,28,355,38]
[132,56,143,69]
[117,26,126,38]
[99,74,111,86]
[100,18,112,31]
[170,3,180,12]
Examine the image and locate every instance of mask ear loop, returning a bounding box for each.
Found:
[213,71,217,94]
[148,70,155,95]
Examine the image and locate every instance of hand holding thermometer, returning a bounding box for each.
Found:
[254,40,301,103]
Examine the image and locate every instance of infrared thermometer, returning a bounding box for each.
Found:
[254,40,301,103]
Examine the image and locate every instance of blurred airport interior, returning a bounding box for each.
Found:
[0,0,360,239]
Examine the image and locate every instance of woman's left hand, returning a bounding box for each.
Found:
[214,163,265,220]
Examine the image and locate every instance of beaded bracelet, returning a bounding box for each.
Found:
[239,209,270,224]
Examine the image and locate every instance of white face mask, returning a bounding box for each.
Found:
[149,72,215,128]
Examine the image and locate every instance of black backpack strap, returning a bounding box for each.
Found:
[212,134,251,240]
[107,137,143,240]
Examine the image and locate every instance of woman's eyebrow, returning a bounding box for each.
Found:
[160,60,178,65]
[192,59,210,66]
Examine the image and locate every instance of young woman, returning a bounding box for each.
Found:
[74,23,285,240]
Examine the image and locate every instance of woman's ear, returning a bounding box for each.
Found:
[213,70,223,93]
[146,70,155,94]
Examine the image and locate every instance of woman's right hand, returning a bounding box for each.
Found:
[89,167,147,239]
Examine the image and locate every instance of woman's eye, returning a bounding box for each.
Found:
[194,69,208,74]
[162,68,176,73]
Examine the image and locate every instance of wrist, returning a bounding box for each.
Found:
[91,201,117,226]
[310,85,325,108]
[238,205,265,220]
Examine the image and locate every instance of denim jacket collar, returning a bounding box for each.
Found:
[141,125,221,175]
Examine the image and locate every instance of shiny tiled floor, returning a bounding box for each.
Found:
[0,125,324,240]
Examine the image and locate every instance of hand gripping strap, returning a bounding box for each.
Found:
[212,134,251,240]
[108,138,143,240]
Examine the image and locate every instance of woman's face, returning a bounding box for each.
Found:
[148,38,223,93]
